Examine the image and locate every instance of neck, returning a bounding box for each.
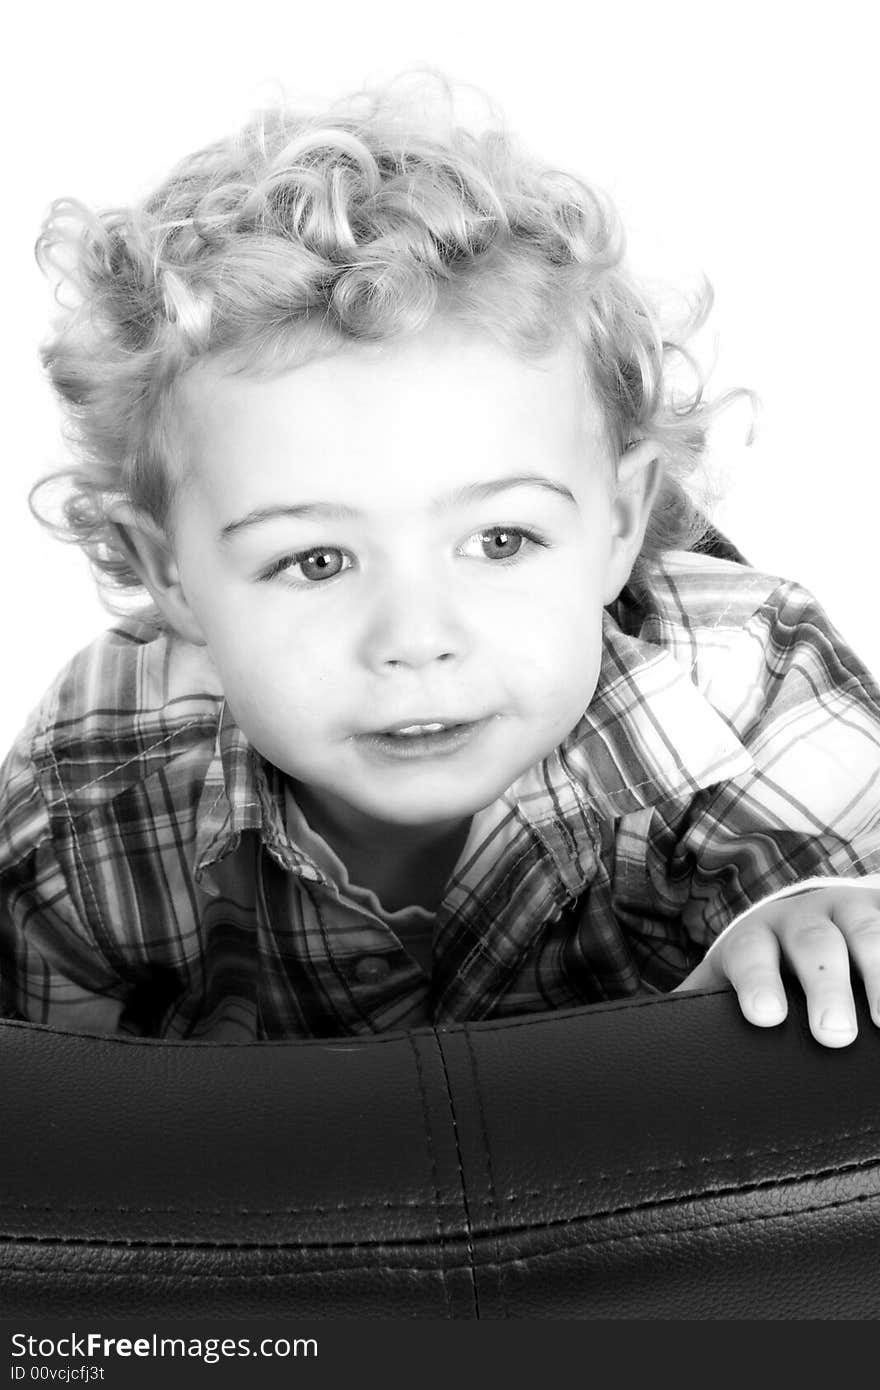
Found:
[287,783,469,911]
[289,783,472,913]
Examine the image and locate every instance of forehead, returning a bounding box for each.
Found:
[173,321,611,507]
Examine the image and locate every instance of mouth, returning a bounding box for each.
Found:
[356,717,491,760]
[383,719,465,737]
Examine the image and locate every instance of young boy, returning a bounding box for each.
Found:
[3,70,880,1045]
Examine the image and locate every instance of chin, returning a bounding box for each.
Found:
[359,784,504,828]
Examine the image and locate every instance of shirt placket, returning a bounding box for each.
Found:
[257,842,430,1036]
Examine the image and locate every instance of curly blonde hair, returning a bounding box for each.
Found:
[33,67,748,612]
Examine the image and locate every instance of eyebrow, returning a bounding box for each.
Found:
[218,474,577,542]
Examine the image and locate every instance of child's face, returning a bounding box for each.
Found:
[139,321,656,836]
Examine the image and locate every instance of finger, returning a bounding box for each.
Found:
[831,894,880,1028]
[773,910,857,1047]
[712,920,788,1028]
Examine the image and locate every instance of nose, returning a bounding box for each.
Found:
[358,571,467,673]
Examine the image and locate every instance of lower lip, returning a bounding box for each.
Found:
[357,720,490,761]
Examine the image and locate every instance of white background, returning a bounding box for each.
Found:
[2,0,877,752]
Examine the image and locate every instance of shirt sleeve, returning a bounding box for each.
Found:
[0,735,128,1032]
[626,579,880,986]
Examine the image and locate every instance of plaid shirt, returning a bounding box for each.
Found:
[3,551,880,1039]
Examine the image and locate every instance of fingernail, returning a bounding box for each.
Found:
[752,989,786,1022]
[819,1008,856,1034]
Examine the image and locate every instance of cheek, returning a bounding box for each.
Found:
[219,663,335,777]
[491,579,602,680]
[222,645,338,730]
[534,607,604,728]
[187,574,340,684]
[194,602,342,750]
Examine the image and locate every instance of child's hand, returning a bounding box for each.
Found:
[674,887,880,1047]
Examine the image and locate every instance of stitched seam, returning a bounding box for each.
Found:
[42,742,119,978]
[433,1029,479,1317]
[407,1033,453,1317]
[5,1182,880,1279]
[7,1149,879,1232]
[463,1024,503,1312]
[474,1150,880,1229]
[0,1199,464,1216]
[43,721,206,809]
[481,1129,880,1194]
[471,1182,880,1261]
[0,1230,474,1253]
[0,1259,465,1282]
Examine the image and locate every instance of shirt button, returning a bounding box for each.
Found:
[354,955,391,984]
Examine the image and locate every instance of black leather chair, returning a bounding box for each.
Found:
[3,982,880,1319]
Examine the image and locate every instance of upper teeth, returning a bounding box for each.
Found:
[395,723,447,735]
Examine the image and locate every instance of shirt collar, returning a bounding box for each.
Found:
[193,705,325,888]
[507,607,754,837]
[194,609,754,886]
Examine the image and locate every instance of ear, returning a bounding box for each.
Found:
[106,502,207,646]
[602,440,664,603]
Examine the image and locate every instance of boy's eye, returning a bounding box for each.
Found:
[460,527,543,562]
[478,529,523,560]
[261,547,351,583]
